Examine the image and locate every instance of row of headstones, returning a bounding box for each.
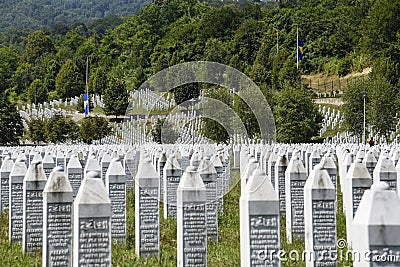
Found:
[112,112,207,146]
[0,145,136,197]
[238,143,400,266]
[0,144,231,266]
[18,95,103,111]
[19,108,66,122]
[131,88,175,111]
[318,105,344,136]
[0,143,144,266]
[240,144,400,266]
[0,155,126,266]
[132,144,232,266]
[113,121,150,145]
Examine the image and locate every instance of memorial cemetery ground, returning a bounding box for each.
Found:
[0,161,351,266]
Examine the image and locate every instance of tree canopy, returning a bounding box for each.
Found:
[0,93,23,144]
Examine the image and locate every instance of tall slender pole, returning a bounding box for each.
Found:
[85,56,89,116]
[296,25,299,70]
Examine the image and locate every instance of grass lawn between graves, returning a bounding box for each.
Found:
[0,168,352,266]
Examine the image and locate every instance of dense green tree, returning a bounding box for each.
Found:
[168,65,200,107]
[27,79,48,104]
[361,0,400,59]
[342,79,367,138]
[367,76,398,141]
[22,30,55,64]
[0,93,23,144]
[150,118,179,144]
[0,46,20,93]
[200,86,233,143]
[11,63,35,95]
[55,59,84,98]
[44,114,80,143]
[27,118,46,144]
[273,87,321,143]
[80,116,111,144]
[173,83,201,107]
[90,66,108,95]
[103,77,129,118]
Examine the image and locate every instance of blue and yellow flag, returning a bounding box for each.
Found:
[298,40,304,60]
[84,93,89,116]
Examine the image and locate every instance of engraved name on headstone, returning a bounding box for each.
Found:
[285,153,307,243]
[275,152,288,215]
[135,156,160,257]
[0,156,13,211]
[352,182,400,267]
[240,168,280,267]
[43,167,73,267]
[106,158,127,244]
[66,155,83,199]
[163,155,182,219]
[23,159,47,253]
[9,159,27,244]
[73,171,112,267]
[177,166,207,267]
[304,164,337,267]
[199,156,218,242]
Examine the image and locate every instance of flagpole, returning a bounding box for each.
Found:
[296,25,299,70]
[85,56,89,116]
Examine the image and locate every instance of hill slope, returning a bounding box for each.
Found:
[0,0,149,31]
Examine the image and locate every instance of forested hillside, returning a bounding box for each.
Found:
[0,0,149,31]
[0,0,400,142]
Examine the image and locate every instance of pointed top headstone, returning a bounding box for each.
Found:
[0,156,13,172]
[75,171,110,204]
[136,157,158,179]
[44,167,72,193]
[107,158,126,176]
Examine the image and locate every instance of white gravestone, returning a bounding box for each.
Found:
[268,151,278,188]
[124,151,135,190]
[320,153,337,190]
[43,152,56,178]
[101,152,112,185]
[275,153,288,215]
[106,158,127,244]
[344,159,372,247]
[177,166,207,267]
[157,152,167,199]
[23,159,47,253]
[352,182,400,267]
[240,168,280,267]
[9,159,27,244]
[241,158,258,195]
[285,153,307,243]
[84,155,101,177]
[0,156,13,211]
[56,151,66,171]
[373,153,397,191]
[199,156,218,242]
[135,156,160,257]
[304,164,337,267]
[73,171,112,267]
[308,150,321,173]
[163,155,182,219]
[43,167,73,267]
[66,155,83,199]
[213,155,225,213]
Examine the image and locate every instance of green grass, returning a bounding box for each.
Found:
[0,212,41,266]
[0,168,353,266]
